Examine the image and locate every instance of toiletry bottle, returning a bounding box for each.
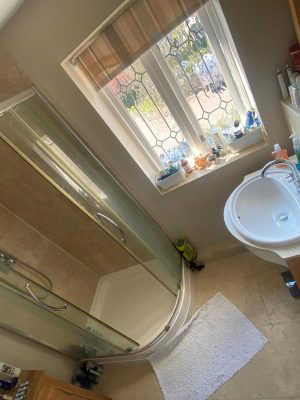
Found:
[180,158,193,174]
[287,64,293,85]
[294,86,300,107]
[277,68,288,98]
[0,363,21,379]
[272,143,288,168]
[290,132,300,164]
[288,84,300,107]
[0,378,18,391]
[292,71,299,86]
[245,109,255,128]
[210,127,227,154]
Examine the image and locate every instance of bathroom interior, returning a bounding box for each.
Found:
[0,0,300,399]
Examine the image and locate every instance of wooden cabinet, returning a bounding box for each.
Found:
[14,370,111,400]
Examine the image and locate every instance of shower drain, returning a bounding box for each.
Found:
[278,214,289,222]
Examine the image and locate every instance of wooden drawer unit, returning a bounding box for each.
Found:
[14,370,110,400]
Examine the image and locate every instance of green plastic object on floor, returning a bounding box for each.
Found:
[174,237,197,262]
[174,237,205,271]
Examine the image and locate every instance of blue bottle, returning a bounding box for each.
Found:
[245,109,255,128]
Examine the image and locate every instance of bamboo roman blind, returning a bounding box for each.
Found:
[74,0,205,90]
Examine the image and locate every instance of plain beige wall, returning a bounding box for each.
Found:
[0,0,296,252]
[0,327,76,381]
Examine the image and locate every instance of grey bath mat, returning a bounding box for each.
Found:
[148,293,267,400]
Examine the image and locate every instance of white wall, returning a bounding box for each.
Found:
[0,0,296,252]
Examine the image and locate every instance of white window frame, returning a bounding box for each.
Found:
[102,4,251,167]
[62,0,255,180]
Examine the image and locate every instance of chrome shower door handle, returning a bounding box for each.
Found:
[25,283,67,311]
[96,212,128,244]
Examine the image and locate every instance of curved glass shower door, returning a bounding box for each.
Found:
[0,252,138,359]
[0,89,181,294]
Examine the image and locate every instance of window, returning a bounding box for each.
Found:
[63,0,263,184]
[107,59,194,167]
[105,8,242,168]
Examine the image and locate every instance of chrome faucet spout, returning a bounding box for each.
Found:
[261,159,300,190]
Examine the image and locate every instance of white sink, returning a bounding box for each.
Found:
[228,171,300,245]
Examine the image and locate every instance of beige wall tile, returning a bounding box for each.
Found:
[192,252,272,327]
[0,208,50,267]
[0,137,138,315]
[97,362,163,400]
[257,269,300,325]
[38,242,98,312]
[0,137,137,277]
[211,321,300,399]
[0,202,98,311]
[0,205,18,241]
[191,276,218,315]
[197,238,245,263]
[0,44,32,102]
[216,275,271,328]
[201,251,277,283]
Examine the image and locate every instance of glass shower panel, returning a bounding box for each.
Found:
[0,90,181,294]
[0,134,143,314]
[0,262,138,358]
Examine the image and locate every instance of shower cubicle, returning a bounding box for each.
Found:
[0,89,191,361]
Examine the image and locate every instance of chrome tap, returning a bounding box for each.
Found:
[261,159,300,191]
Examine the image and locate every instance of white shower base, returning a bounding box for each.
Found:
[89,265,176,347]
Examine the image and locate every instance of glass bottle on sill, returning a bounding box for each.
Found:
[272,143,288,168]
[180,158,193,174]
[209,127,228,155]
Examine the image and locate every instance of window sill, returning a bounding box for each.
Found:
[281,97,299,115]
[155,138,268,195]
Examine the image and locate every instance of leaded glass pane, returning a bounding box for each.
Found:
[157,11,240,136]
[108,60,192,167]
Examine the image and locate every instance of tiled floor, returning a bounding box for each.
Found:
[97,249,300,400]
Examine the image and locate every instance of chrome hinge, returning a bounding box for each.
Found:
[0,250,15,270]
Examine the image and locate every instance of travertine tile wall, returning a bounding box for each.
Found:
[0,29,137,381]
[0,43,140,320]
[0,136,137,275]
[0,45,31,102]
[0,44,137,278]
[0,43,80,378]
[0,201,98,312]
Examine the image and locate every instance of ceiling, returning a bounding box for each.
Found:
[0,0,26,31]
